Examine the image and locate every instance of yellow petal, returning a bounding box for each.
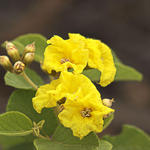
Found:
[99,43,116,87]
[58,92,114,139]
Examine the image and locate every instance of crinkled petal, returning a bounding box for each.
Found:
[99,43,116,87]
[32,79,61,113]
[58,93,114,139]
[43,34,89,74]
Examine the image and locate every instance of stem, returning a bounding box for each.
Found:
[21,71,38,90]
[37,134,50,140]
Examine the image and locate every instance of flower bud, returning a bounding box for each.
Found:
[0,56,13,72]
[13,61,25,74]
[23,52,35,65]
[5,41,20,62]
[102,98,114,107]
[23,42,35,54]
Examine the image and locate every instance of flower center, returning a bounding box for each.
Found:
[60,58,70,64]
[81,108,92,118]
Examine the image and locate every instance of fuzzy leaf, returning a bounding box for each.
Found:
[82,51,143,83]
[0,111,33,136]
[0,135,34,150]
[7,89,58,136]
[4,68,44,90]
[115,63,142,81]
[82,69,101,82]
[98,140,112,150]
[7,143,35,150]
[34,124,100,150]
[103,125,150,150]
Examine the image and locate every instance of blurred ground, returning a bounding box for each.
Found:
[0,0,150,137]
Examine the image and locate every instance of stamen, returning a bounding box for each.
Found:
[81,108,92,118]
[57,97,66,105]
[58,104,64,113]
[60,58,70,64]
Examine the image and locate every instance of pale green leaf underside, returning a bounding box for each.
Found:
[0,111,33,136]
[103,125,150,150]
[7,89,58,136]
[4,68,44,90]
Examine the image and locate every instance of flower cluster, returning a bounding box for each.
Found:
[32,33,116,139]
[42,33,116,87]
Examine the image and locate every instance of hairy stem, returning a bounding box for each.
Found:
[21,71,38,90]
[37,134,50,140]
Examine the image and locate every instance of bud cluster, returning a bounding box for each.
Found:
[0,41,35,74]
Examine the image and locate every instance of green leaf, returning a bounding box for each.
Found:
[13,33,47,62]
[7,143,35,150]
[115,63,143,81]
[111,50,121,64]
[103,125,150,150]
[103,114,114,130]
[4,68,44,90]
[12,41,25,53]
[82,52,143,83]
[98,140,112,150]
[82,69,101,82]
[0,111,33,136]
[0,135,34,150]
[7,89,58,136]
[112,50,143,81]
[34,124,99,150]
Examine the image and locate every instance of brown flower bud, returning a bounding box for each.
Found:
[23,52,35,65]
[13,61,25,74]
[24,42,35,54]
[102,98,114,107]
[0,56,13,72]
[5,41,20,62]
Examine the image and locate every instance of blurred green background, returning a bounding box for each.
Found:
[0,0,150,138]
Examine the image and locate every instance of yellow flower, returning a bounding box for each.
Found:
[32,79,60,113]
[32,71,101,113]
[42,34,89,74]
[58,92,114,139]
[98,42,116,87]
[69,34,116,87]
[42,33,116,87]
[57,71,101,100]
